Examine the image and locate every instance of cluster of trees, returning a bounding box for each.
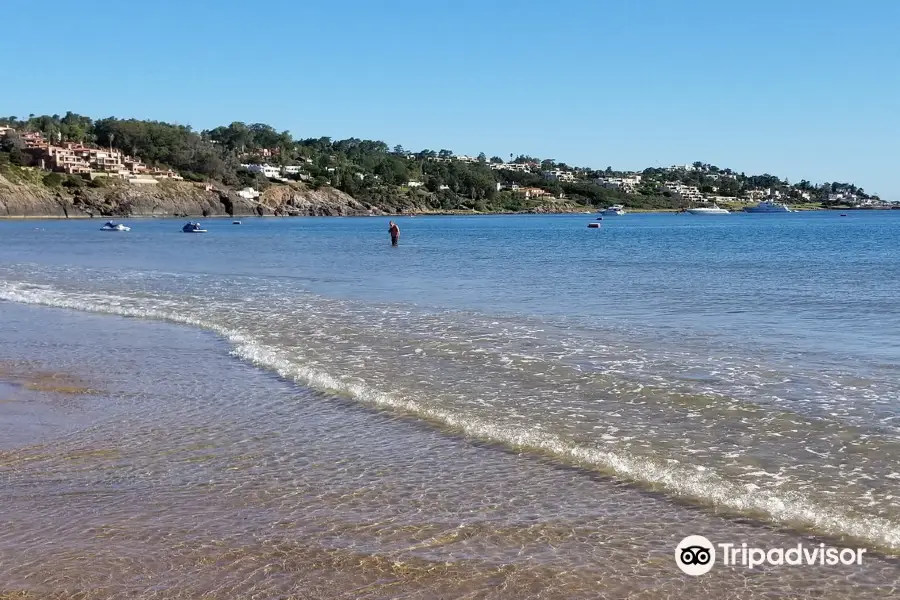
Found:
[648,161,877,203]
[0,113,877,211]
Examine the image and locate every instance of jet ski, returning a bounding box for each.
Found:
[182,221,208,233]
[101,221,130,232]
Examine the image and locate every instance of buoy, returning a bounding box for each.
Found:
[587,223,601,228]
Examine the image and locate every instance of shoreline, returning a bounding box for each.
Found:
[0,205,889,221]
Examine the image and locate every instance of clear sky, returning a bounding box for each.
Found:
[4,0,898,197]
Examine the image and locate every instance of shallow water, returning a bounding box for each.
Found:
[1,212,899,596]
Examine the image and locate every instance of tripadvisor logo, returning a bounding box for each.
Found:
[676,535,716,576]
[675,535,867,576]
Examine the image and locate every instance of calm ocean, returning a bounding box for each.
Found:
[1,211,899,598]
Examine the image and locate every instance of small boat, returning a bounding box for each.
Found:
[587,222,601,228]
[233,220,242,225]
[600,204,626,216]
[182,222,207,233]
[101,221,130,232]
[744,200,794,213]
[687,204,730,215]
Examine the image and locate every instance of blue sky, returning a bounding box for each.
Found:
[4,0,898,196]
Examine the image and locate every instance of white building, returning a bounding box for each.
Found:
[244,164,282,178]
[407,180,424,188]
[664,182,704,202]
[489,162,531,173]
[827,191,860,204]
[281,165,303,175]
[237,187,260,199]
[595,175,642,193]
[542,169,575,182]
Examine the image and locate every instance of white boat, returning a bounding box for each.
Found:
[687,204,730,215]
[100,221,130,231]
[744,200,794,213]
[600,204,626,216]
[182,222,208,233]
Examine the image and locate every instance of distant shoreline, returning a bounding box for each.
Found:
[2,206,893,221]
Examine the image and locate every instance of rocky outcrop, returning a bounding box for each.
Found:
[257,185,374,216]
[0,175,372,218]
[0,172,590,219]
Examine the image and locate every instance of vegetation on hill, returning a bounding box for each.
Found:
[0,113,883,213]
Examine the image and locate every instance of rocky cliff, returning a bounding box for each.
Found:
[0,171,588,218]
[0,174,379,218]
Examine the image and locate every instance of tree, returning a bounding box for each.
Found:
[489,156,503,164]
[477,152,486,163]
[438,149,453,159]
[0,132,24,152]
[43,172,64,187]
[9,147,31,166]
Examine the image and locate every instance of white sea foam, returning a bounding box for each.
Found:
[1,280,899,552]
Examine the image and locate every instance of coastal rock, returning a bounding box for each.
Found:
[0,176,368,218]
[257,184,372,216]
[0,174,71,217]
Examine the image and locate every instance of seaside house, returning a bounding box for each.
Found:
[407,180,424,188]
[489,162,532,173]
[664,182,704,202]
[521,187,553,199]
[594,175,642,193]
[542,169,575,182]
[20,132,47,148]
[245,164,282,179]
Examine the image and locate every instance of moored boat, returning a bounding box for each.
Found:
[182,222,208,233]
[744,200,794,213]
[687,204,730,215]
[101,221,131,232]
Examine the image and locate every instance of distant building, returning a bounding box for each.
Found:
[664,182,704,202]
[237,187,260,199]
[407,180,424,188]
[521,187,553,199]
[827,191,860,204]
[245,164,282,178]
[489,162,532,173]
[595,175,642,193]
[20,131,47,148]
[542,169,575,182]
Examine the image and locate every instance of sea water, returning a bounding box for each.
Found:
[1,211,899,597]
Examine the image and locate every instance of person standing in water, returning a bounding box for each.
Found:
[388,221,400,246]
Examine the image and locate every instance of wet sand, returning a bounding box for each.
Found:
[1,302,899,599]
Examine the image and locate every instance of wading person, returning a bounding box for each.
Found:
[388,221,400,246]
